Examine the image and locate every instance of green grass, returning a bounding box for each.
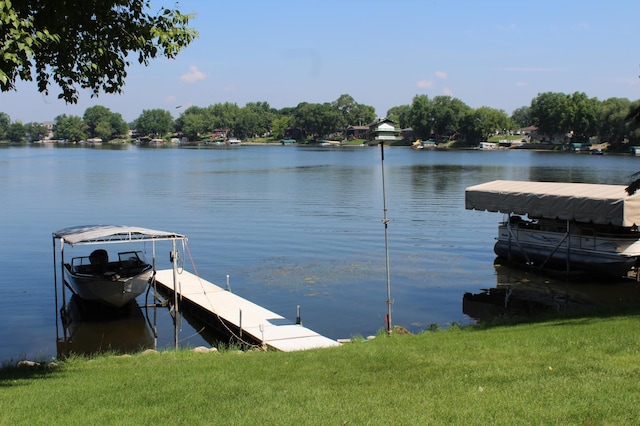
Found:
[488,134,524,142]
[2,314,640,424]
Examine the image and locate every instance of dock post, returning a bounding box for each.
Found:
[239,309,243,338]
[296,305,301,325]
[171,239,179,350]
[259,324,265,349]
[226,274,230,292]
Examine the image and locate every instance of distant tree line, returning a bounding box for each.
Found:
[1,92,639,149]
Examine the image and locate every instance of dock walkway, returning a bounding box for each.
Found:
[154,269,341,352]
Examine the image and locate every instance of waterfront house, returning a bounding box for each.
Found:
[367,118,402,145]
[345,125,369,140]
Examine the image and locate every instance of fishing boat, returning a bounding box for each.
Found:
[52,225,187,308]
[465,180,640,277]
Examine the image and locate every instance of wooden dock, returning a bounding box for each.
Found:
[153,269,341,352]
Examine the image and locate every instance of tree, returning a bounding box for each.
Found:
[597,98,631,147]
[1,1,197,103]
[233,109,258,139]
[134,109,174,137]
[332,94,357,129]
[0,112,10,140]
[53,114,87,141]
[6,121,25,142]
[387,105,411,129]
[461,107,511,143]
[25,121,48,141]
[348,103,376,127]
[83,105,128,140]
[293,102,340,139]
[565,92,599,142]
[83,105,110,139]
[530,92,570,141]
[176,106,210,141]
[109,112,129,138]
[208,102,240,132]
[626,100,640,146]
[237,102,275,138]
[331,94,375,130]
[511,106,531,128]
[271,116,291,140]
[408,95,433,139]
[430,96,470,141]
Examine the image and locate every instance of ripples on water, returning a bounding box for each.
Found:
[2,145,640,362]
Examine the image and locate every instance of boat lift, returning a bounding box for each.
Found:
[52,225,189,353]
[466,180,640,278]
[503,214,573,274]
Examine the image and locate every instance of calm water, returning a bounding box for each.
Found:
[2,145,640,362]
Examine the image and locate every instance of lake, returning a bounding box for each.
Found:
[2,144,640,363]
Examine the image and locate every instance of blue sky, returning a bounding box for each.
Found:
[3,0,640,123]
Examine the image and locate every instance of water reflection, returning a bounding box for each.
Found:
[57,296,154,359]
[463,260,640,322]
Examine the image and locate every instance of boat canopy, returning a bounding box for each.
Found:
[52,225,187,246]
[465,180,640,227]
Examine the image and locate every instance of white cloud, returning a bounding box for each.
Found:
[571,21,591,31]
[516,81,529,87]
[164,95,177,103]
[442,87,453,96]
[223,84,236,92]
[180,66,206,83]
[435,71,448,79]
[417,80,433,89]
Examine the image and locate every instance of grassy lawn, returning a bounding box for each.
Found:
[2,313,640,424]
[488,134,525,143]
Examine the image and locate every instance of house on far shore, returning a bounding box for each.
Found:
[401,128,415,141]
[367,118,402,145]
[345,125,369,140]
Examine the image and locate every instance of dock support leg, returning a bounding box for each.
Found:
[259,324,266,350]
[239,309,243,338]
[296,305,301,325]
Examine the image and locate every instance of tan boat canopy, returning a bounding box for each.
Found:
[465,180,640,227]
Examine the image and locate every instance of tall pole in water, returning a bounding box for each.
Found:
[379,142,392,334]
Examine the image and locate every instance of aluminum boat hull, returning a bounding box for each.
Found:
[63,265,152,308]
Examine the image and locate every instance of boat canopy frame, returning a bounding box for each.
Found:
[465,180,640,227]
[52,225,187,246]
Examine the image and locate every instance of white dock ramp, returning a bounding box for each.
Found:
[154,269,341,352]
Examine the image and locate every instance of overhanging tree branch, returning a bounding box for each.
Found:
[0,0,197,103]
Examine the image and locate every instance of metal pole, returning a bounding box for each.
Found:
[59,239,68,341]
[53,237,59,342]
[152,240,157,349]
[171,239,179,349]
[380,142,392,334]
[60,240,67,313]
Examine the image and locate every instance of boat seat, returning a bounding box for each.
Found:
[89,249,109,273]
